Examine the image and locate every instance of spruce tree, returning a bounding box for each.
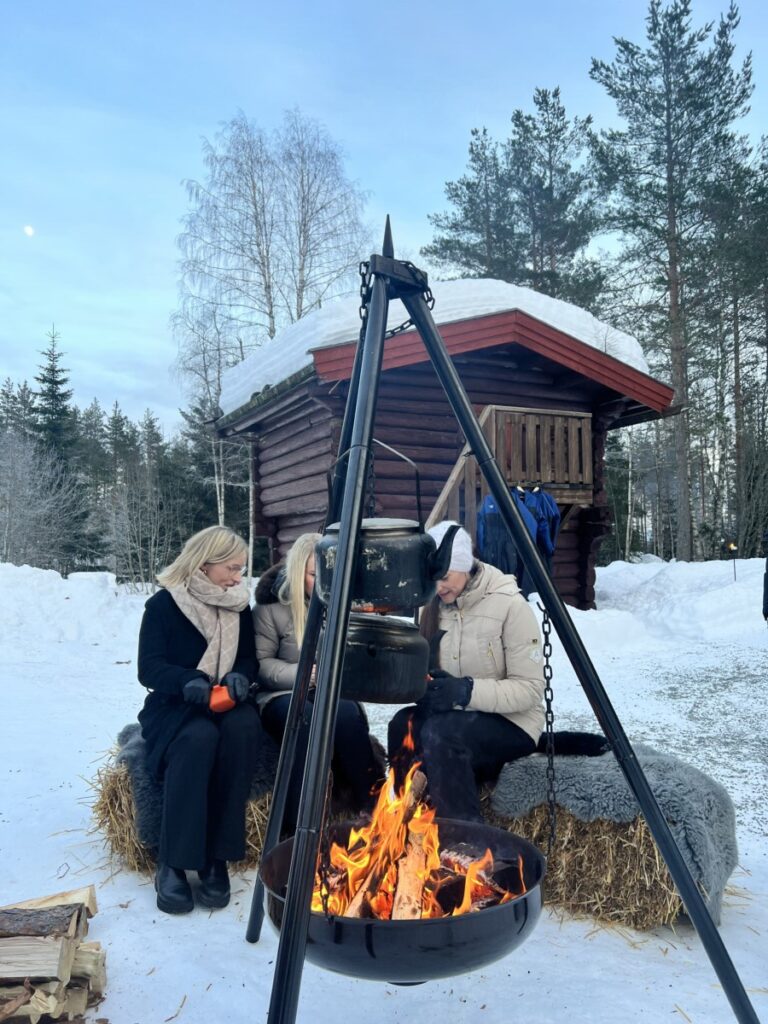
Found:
[34,327,76,460]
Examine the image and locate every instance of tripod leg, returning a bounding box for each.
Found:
[402,289,760,1024]
[245,594,323,942]
[266,272,390,1024]
[248,297,370,944]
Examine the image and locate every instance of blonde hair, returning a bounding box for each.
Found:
[278,532,320,646]
[157,526,247,589]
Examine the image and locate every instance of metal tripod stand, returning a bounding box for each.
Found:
[246,222,761,1024]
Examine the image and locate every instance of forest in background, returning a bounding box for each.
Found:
[2,0,767,581]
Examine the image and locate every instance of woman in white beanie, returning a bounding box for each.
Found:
[387,520,545,822]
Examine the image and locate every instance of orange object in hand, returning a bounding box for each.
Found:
[209,684,236,713]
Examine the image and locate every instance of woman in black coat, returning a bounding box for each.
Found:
[138,526,265,915]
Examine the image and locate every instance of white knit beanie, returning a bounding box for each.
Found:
[427,520,474,573]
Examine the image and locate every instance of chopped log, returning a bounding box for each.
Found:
[9,981,66,1023]
[344,771,427,919]
[0,979,32,1023]
[0,935,77,986]
[72,941,107,994]
[0,886,97,919]
[391,831,427,920]
[0,905,84,941]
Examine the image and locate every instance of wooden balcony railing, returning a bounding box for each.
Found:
[426,405,594,537]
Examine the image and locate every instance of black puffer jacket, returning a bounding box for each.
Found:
[137,589,258,778]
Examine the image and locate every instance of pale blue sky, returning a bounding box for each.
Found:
[2,0,766,433]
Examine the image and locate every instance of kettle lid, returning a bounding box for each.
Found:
[326,517,420,533]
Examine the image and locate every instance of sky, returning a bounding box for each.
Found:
[2,0,768,435]
[1,554,766,1022]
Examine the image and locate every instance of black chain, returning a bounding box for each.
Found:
[539,605,557,857]
[357,259,435,343]
[318,769,335,920]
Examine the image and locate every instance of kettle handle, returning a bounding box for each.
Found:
[326,440,424,528]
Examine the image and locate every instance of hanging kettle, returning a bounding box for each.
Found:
[315,444,459,613]
[321,613,430,704]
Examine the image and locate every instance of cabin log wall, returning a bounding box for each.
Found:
[246,352,626,608]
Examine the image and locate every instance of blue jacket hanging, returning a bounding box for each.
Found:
[476,491,538,589]
[523,488,561,558]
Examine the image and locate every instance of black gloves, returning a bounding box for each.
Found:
[222,671,250,703]
[418,671,473,713]
[183,676,212,704]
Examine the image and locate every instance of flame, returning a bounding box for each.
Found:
[311,762,525,919]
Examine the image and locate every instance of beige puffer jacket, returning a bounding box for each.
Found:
[434,560,545,743]
[252,565,301,710]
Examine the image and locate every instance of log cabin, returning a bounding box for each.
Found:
[213,279,675,609]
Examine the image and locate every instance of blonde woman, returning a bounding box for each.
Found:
[253,532,383,830]
[137,526,264,915]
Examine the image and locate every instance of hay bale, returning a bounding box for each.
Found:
[483,798,683,930]
[91,757,270,876]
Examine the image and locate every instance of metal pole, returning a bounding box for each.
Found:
[246,280,370,944]
[401,288,761,1024]
[265,271,390,1024]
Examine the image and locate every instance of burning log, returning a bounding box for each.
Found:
[316,766,519,922]
[343,770,427,918]
[391,829,427,920]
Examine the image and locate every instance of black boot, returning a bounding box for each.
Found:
[198,860,230,909]
[155,863,193,914]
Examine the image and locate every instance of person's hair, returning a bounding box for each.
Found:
[156,526,247,588]
[278,532,321,645]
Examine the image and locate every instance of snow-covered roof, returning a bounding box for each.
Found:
[218,278,650,418]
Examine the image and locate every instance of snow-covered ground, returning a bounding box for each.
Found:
[1,557,766,1024]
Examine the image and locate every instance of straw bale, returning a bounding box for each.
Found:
[91,759,270,876]
[483,797,683,930]
[92,757,683,929]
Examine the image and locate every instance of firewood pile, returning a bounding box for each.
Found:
[0,886,106,1023]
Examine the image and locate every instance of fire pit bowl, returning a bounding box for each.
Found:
[259,819,546,984]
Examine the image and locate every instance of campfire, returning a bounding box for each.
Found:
[311,763,525,921]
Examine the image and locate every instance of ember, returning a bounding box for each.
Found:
[311,764,524,920]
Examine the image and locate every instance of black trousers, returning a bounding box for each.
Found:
[388,706,536,823]
[159,703,263,871]
[261,692,383,832]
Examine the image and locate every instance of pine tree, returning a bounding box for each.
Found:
[589,0,753,560]
[423,89,603,307]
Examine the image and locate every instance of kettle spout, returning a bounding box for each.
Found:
[427,524,460,581]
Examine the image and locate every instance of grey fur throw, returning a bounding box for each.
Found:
[492,744,738,925]
[115,723,279,852]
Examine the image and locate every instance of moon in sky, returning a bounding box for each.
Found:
[23,225,35,237]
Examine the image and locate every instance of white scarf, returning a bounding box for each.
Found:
[169,571,249,684]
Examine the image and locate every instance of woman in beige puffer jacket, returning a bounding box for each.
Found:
[388,521,544,822]
[253,533,383,830]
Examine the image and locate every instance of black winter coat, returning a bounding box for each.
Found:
[137,589,258,778]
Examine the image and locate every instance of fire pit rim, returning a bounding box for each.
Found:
[259,817,547,984]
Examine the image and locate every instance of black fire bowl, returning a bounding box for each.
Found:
[259,818,546,985]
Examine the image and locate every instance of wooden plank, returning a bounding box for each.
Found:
[464,455,477,539]
[540,415,553,483]
[508,414,523,482]
[553,420,567,480]
[568,417,581,481]
[524,415,538,480]
[581,417,594,485]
